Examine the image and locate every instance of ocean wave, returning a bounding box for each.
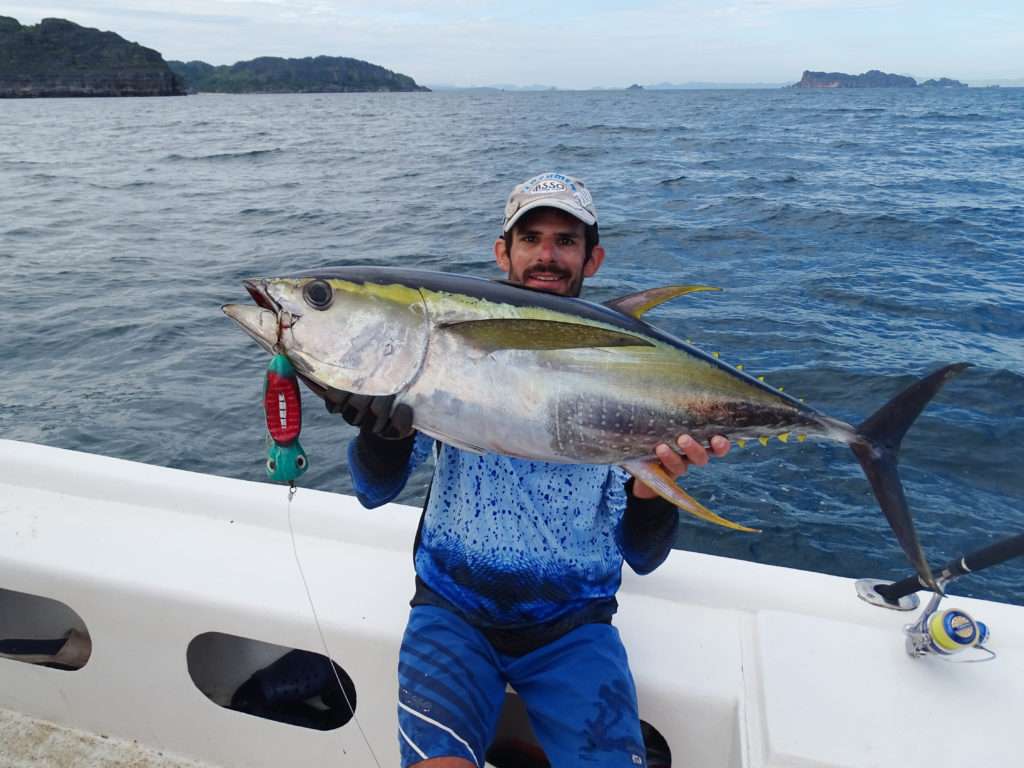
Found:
[163,148,283,161]
[917,110,994,122]
[985,144,1024,159]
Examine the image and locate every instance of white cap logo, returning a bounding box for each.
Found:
[503,172,597,232]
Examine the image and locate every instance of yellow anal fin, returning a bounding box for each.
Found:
[622,460,759,533]
[604,285,721,318]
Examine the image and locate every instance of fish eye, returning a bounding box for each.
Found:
[267,458,277,471]
[296,455,307,469]
[303,280,333,310]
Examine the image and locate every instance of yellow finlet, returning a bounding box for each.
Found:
[757,375,766,382]
[777,386,784,392]
[622,460,759,533]
[777,432,790,443]
[737,439,747,448]
[758,436,769,447]
[712,351,720,359]
[797,434,807,443]
[735,364,744,371]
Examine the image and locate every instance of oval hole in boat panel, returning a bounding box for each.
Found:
[0,587,91,671]
[484,692,671,768]
[186,631,355,731]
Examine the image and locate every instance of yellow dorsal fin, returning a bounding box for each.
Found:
[604,285,721,318]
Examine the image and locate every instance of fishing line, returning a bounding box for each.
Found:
[262,337,381,764]
[286,484,384,768]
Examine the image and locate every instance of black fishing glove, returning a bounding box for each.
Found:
[324,392,414,440]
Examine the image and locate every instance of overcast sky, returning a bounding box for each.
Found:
[6,1,1022,87]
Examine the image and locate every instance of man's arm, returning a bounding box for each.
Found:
[620,434,730,574]
[325,393,425,509]
[347,429,419,508]
[620,481,679,574]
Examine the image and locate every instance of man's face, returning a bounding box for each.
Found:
[493,208,605,297]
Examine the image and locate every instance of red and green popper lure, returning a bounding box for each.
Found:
[263,353,309,484]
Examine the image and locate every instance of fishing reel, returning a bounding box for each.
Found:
[856,532,1024,663]
[903,591,994,663]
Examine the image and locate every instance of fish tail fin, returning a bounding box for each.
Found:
[851,363,971,592]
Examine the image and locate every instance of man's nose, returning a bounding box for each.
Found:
[538,238,557,260]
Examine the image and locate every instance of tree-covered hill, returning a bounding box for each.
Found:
[794,70,918,88]
[793,69,969,88]
[0,16,183,97]
[167,55,429,93]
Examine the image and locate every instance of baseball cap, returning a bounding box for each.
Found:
[502,173,597,233]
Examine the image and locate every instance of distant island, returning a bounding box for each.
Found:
[920,77,969,88]
[793,70,967,88]
[0,16,183,97]
[168,57,428,94]
[0,16,428,97]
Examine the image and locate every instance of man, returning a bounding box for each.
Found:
[333,173,729,767]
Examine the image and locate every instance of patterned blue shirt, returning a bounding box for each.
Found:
[348,432,676,631]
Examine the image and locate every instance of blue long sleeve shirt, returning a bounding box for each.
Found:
[348,430,678,652]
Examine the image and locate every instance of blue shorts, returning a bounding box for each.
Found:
[397,605,647,767]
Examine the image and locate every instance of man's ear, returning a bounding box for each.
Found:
[494,236,510,272]
[583,244,605,277]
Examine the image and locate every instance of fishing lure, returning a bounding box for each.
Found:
[263,353,308,483]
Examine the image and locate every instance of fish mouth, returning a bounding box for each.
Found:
[221,303,279,353]
[244,279,280,312]
[222,278,287,353]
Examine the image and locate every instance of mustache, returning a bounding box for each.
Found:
[523,264,573,280]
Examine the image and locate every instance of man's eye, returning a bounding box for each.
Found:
[558,237,576,246]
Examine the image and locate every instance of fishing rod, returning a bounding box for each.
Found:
[856,532,1024,662]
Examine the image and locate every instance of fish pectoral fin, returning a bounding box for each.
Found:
[439,319,654,351]
[622,460,759,533]
[604,285,721,318]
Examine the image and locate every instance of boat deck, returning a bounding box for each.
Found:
[0,708,213,768]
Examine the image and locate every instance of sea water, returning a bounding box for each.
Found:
[1,88,1022,604]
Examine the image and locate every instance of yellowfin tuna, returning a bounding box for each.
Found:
[224,266,969,591]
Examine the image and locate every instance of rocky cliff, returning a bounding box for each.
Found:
[167,56,429,93]
[0,17,183,97]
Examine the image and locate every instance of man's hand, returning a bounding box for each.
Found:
[632,434,730,499]
[324,392,415,440]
